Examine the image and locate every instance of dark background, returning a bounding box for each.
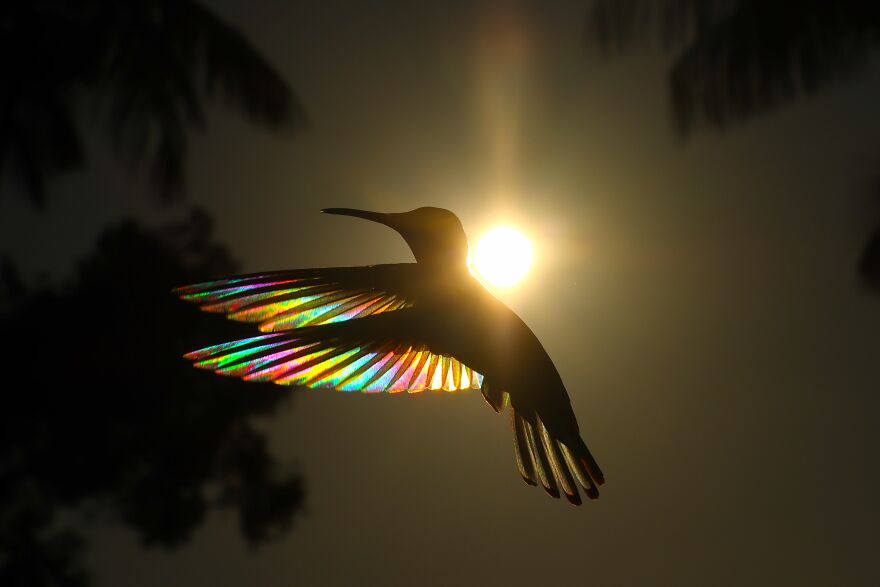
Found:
[1,1,878,585]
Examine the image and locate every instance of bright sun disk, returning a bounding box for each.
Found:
[472,226,533,288]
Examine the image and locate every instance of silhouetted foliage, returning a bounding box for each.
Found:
[0,0,306,205]
[585,0,880,289]
[861,186,880,292]
[0,210,304,585]
[861,229,880,291]
[585,0,880,134]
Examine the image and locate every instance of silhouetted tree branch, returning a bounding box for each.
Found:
[585,0,880,289]
[0,0,307,205]
[0,209,305,585]
[585,0,880,134]
[861,184,880,292]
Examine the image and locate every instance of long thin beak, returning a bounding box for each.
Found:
[322,208,395,226]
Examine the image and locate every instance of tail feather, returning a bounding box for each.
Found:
[565,435,605,487]
[559,441,599,500]
[522,418,560,499]
[509,410,603,504]
[540,422,582,505]
[510,409,537,486]
[579,440,605,486]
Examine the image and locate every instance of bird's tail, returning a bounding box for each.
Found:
[510,409,604,505]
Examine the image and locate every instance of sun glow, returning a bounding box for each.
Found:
[472,226,533,288]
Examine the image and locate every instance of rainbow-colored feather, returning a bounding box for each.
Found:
[174,268,411,332]
[185,334,483,393]
[176,265,485,393]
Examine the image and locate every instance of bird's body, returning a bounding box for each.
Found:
[176,207,603,503]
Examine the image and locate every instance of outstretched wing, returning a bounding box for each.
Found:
[174,264,419,332]
[183,308,484,393]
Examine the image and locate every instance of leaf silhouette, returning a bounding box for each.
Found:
[0,0,306,205]
[0,209,305,585]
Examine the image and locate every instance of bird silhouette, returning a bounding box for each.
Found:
[175,207,604,504]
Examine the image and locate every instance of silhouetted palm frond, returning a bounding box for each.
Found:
[586,1,880,293]
[0,0,306,206]
[585,0,880,134]
[860,181,880,290]
[860,228,880,290]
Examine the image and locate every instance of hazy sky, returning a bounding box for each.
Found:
[2,1,878,585]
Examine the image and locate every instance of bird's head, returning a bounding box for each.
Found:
[322,206,469,269]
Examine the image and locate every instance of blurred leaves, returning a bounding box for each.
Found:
[0,5,308,579]
[861,188,880,292]
[0,0,306,205]
[585,0,880,289]
[585,0,880,134]
[0,210,304,585]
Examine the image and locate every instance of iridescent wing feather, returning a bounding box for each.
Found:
[174,264,419,332]
[182,308,484,394]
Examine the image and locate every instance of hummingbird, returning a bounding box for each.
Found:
[175,207,604,504]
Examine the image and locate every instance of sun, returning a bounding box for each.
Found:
[471,226,534,288]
